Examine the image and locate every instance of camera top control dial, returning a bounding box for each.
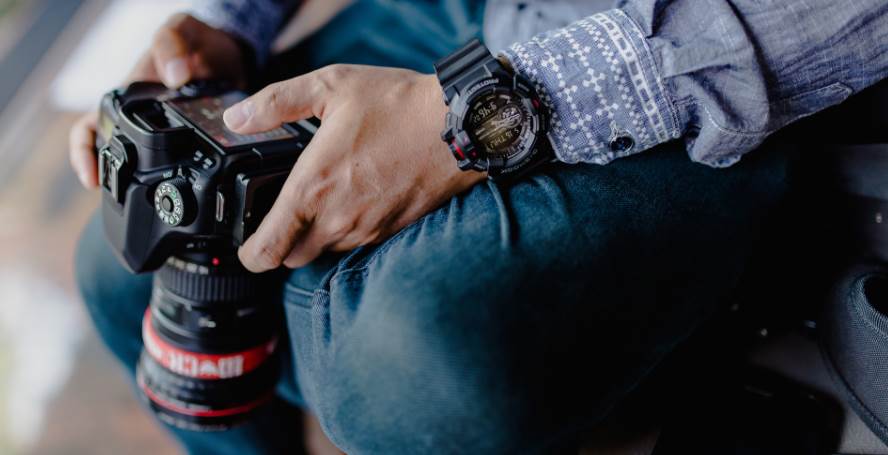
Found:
[154,178,193,226]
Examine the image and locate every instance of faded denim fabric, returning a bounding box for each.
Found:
[194,0,888,168]
[76,144,791,453]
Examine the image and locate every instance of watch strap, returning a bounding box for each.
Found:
[434,39,506,105]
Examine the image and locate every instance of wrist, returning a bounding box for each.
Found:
[420,74,488,183]
[496,54,514,74]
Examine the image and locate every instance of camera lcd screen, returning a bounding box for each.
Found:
[168,92,295,148]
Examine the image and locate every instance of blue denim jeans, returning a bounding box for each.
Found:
[76,146,788,454]
[75,1,790,453]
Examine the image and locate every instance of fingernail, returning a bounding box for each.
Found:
[224,100,253,130]
[163,58,189,87]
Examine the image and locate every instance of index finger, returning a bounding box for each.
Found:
[223,68,329,134]
[152,19,193,87]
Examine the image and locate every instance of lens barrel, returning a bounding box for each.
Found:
[136,253,282,431]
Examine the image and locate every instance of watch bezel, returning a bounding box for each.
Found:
[443,73,548,175]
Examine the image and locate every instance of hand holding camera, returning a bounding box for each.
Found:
[224,65,486,272]
[69,11,488,431]
[68,14,246,189]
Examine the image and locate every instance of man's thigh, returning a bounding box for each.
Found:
[281,142,789,451]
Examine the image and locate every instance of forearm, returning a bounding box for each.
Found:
[190,0,301,65]
[503,0,888,167]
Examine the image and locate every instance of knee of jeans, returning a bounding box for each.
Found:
[311,281,534,453]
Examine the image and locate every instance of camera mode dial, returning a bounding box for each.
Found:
[154,178,193,226]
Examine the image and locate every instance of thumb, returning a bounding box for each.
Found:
[152,24,193,88]
[223,72,326,134]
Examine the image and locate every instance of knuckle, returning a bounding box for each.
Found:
[315,65,349,93]
[301,179,329,209]
[263,83,288,118]
[251,242,285,270]
[321,216,355,240]
[323,64,348,79]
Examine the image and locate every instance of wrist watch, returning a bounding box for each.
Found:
[434,39,553,180]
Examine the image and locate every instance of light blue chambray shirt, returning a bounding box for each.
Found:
[193,0,888,168]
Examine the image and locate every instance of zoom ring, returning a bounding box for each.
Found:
[156,259,274,303]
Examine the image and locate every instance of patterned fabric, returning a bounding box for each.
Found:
[192,0,888,168]
[504,10,677,164]
[502,0,888,167]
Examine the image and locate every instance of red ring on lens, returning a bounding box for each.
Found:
[142,310,277,380]
[137,373,272,418]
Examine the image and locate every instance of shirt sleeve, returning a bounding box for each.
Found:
[190,0,300,66]
[501,0,888,167]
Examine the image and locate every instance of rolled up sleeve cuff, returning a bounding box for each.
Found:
[502,9,680,165]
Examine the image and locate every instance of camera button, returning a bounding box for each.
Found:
[215,191,226,223]
[161,196,174,212]
[154,178,193,226]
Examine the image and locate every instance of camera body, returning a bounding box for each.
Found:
[97,80,316,273]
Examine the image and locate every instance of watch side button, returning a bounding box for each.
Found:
[449,141,466,160]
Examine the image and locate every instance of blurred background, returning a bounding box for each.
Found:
[0,0,189,453]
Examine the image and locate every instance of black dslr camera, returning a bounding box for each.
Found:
[97,80,316,273]
[96,81,314,430]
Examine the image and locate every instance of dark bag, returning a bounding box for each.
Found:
[817,78,888,444]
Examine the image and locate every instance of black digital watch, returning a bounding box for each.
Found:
[434,39,553,180]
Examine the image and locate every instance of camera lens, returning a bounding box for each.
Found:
[136,253,282,431]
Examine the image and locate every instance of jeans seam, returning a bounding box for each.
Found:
[283,282,326,309]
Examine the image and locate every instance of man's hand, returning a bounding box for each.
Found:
[68,14,246,188]
[224,65,486,272]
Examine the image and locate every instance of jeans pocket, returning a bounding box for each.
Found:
[282,282,331,406]
[283,281,318,309]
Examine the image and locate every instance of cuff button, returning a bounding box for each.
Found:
[609,135,635,153]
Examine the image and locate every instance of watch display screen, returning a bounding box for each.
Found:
[466,92,531,157]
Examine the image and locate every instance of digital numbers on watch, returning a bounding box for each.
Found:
[466,92,530,158]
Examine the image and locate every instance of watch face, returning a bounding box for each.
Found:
[465,91,533,160]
